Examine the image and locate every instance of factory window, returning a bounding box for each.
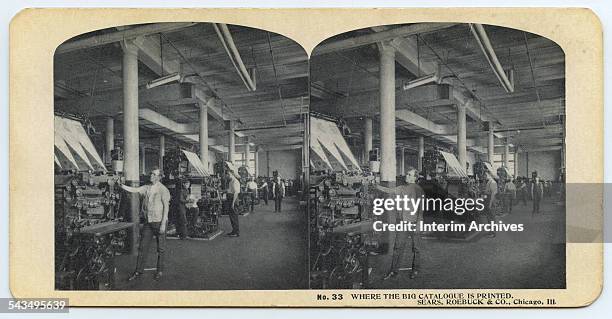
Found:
[233,151,256,171]
[493,153,516,176]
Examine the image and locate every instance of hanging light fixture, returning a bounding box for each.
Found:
[146,33,182,89]
[403,44,442,91]
[402,72,441,90]
[146,72,182,89]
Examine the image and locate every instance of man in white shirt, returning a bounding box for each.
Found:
[226,170,241,237]
[121,168,170,281]
[483,169,498,238]
[375,167,424,280]
[246,177,258,212]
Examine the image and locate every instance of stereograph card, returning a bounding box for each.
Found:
[8,8,603,307]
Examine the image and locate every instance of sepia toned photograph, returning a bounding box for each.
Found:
[309,23,566,289]
[8,7,603,307]
[53,22,309,290]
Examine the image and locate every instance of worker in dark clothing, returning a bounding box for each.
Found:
[504,178,516,214]
[260,178,269,205]
[272,176,285,212]
[531,172,544,215]
[517,177,528,205]
[176,179,191,240]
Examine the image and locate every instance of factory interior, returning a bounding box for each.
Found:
[54,23,309,290]
[308,23,566,289]
[53,22,567,291]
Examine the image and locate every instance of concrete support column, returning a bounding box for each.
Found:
[488,121,495,164]
[121,40,140,255]
[140,145,146,174]
[363,117,373,165]
[159,135,165,170]
[504,139,510,168]
[228,120,235,163]
[105,117,114,164]
[418,136,425,172]
[254,147,259,176]
[378,43,396,186]
[266,150,270,176]
[560,143,566,180]
[399,148,405,175]
[514,147,518,176]
[457,103,467,169]
[245,138,251,169]
[200,101,209,171]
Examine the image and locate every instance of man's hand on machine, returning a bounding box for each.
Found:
[373,184,396,196]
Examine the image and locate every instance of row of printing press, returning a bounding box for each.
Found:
[308,115,512,289]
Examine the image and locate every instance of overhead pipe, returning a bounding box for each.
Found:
[213,23,257,91]
[469,23,515,93]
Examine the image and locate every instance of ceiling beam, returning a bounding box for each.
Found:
[372,25,497,124]
[263,144,303,151]
[313,23,457,55]
[235,122,304,134]
[516,145,562,152]
[312,83,455,118]
[56,23,197,54]
[131,34,180,76]
[396,109,452,136]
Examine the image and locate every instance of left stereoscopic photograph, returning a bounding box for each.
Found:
[53,22,309,290]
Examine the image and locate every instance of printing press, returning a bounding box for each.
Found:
[309,116,381,288]
[309,171,379,289]
[418,148,480,239]
[54,115,132,290]
[164,148,222,239]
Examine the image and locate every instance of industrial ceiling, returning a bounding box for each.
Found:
[54,23,309,154]
[310,23,565,155]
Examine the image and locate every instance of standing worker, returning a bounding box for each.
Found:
[517,177,528,206]
[483,169,498,238]
[225,168,241,237]
[260,178,269,205]
[530,172,544,215]
[121,168,171,281]
[504,177,516,214]
[246,177,258,212]
[176,179,191,240]
[272,176,285,213]
[374,167,424,281]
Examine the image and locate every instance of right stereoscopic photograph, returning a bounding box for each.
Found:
[308,23,566,289]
